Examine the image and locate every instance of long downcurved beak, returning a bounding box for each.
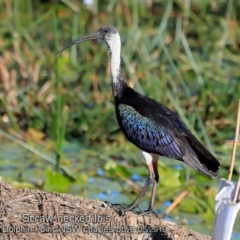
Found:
[57,31,102,56]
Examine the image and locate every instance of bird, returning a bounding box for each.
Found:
[58,26,220,213]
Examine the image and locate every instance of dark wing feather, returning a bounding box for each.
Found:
[182,129,220,174]
[115,86,220,178]
[118,104,183,160]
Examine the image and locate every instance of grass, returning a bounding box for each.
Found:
[0,0,240,234]
[52,8,64,172]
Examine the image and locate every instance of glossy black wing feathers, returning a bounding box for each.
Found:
[118,104,183,159]
[115,85,220,178]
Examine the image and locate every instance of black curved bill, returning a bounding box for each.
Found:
[57,31,102,56]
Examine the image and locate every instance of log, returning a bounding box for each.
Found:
[0,180,211,240]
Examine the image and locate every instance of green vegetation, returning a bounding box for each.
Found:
[0,0,239,235]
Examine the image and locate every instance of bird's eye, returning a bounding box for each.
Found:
[104,29,108,33]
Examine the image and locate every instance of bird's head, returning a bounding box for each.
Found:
[57,26,120,55]
[98,26,118,42]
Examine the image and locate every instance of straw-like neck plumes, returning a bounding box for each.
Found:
[105,32,123,97]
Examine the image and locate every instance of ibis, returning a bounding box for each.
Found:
[58,26,220,213]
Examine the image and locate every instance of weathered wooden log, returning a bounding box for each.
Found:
[0,180,211,240]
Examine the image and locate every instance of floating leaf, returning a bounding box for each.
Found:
[44,167,74,193]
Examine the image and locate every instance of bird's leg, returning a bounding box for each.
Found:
[120,165,156,212]
[146,160,159,213]
[119,152,159,213]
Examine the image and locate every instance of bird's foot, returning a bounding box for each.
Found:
[111,203,140,215]
[111,203,159,218]
[111,203,121,210]
[142,208,159,218]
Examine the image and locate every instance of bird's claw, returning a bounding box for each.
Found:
[111,203,159,217]
[111,203,125,215]
[111,203,140,215]
[142,209,159,218]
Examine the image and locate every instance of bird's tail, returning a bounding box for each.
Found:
[183,154,219,178]
[181,129,220,178]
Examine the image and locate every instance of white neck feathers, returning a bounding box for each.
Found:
[107,33,121,84]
